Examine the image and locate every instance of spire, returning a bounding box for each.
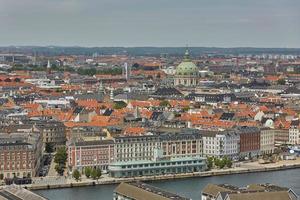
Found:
[110,89,114,100]
[47,60,51,74]
[47,60,51,69]
[134,106,141,119]
[183,48,191,62]
[99,81,105,94]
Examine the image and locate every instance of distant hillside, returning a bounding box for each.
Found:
[0,46,300,56]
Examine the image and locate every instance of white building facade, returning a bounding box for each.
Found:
[260,128,275,154]
[203,131,240,159]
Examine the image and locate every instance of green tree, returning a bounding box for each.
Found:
[72,169,81,182]
[113,101,127,109]
[182,106,190,112]
[45,143,54,154]
[55,164,65,176]
[54,147,67,165]
[222,156,233,168]
[84,167,92,178]
[54,147,67,175]
[132,63,140,69]
[96,168,102,179]
[219,159,227,169]
[90,168,102,180]
[277,78,286,85]
[207,157,214,170]
[214,157,220,168]
[0,173,3,180]
[91,169,98,180]
[159,100,170,107]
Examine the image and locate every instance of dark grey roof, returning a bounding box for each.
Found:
[290,119,299,126]
[235,126,260,134]
[283,86,300,94]
[150,111,163,121]
[152,87,183,96]
[72,139,114,146]
[220,112,235,121]
[74,93,103,101]
[103,108,114,116]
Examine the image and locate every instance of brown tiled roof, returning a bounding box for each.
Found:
[202,184,236,197]
[227,191,294,200]
[115,182,189,200]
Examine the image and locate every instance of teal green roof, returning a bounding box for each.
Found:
[175,50,198,76]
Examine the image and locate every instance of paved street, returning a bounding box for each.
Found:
[33,176,67,186]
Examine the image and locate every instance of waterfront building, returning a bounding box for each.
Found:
[114,135,160,162]
[235,126,260,158]
[110,131,206,178]
[274,129,289,146]
[0,185,47,200]
[201,184,239,200]
[67,139,114,172]
[202,131,240,159]
[260,128,275,154]
[114,182,190,200]
[109,154,206,178]
[201,183,298,200]
[0,132,43,179]
[114,131,203,162]
[174,50,200,87]
[289,119,300,145]
[160,130,203,159]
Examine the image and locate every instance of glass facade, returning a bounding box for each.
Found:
[109,157,207,178]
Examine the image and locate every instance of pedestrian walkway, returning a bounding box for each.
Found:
[33,177,67,186]
[47,155,57,177]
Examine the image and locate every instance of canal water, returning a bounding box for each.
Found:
[35,168,300,200]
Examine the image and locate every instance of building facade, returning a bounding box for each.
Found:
[289,120,300,145]
[35,121,66,150]
[114,135,160,162]
[110,131,206,178]
[260,128,275,154]
[67,139,114,172]
[0,132,43,179]
[203,131,240,159]
[160,131,203,158]
[236,126,260,158]
[109,155,207,178]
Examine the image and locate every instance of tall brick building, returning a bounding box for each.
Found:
[0,132,43,179]
[67,139,114,172]
[236,126,260,158]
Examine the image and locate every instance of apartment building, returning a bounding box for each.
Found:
[114,135,159,162]
[67,139,114,172]
[260,128,275,154]
[236,126,260,158]
[202,130,240,159]
[0,132,43,179]
[289,119,300,145]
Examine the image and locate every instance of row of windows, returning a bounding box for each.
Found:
[120,160,203,169]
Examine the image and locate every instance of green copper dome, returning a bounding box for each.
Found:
[175,50,198,76]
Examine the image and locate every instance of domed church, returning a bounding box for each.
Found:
[174,49,200,87]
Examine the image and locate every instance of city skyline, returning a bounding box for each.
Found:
[0,0,300,48]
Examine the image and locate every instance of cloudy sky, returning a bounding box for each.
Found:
[0,0,299,47]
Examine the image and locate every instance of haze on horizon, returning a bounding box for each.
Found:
[0,0,299,48]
